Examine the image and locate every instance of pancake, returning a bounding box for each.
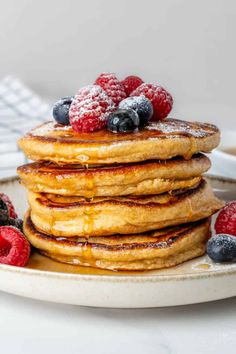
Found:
[24,211,211,271]
[17,154,210,197]
[28,179,223,237]
[18,118,220,165]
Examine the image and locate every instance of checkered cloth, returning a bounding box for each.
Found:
[0,76,50,178]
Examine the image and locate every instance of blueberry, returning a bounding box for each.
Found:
[0,211,9,226]
[119,96,153,126]
[207,234,236,262]
[52,96,73,125]
[0,196,23,230]
[0,197,9,225]
[107,109,140,133]
[0,197,8,213]
[10,218,23,231]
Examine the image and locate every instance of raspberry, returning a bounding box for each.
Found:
[131,83,173,121]
[215,201,236,236]
[69,85,115,133]
[0,193,17,219]
[121,75,143,96]
[95,73,127,106]
[0,226,30,267]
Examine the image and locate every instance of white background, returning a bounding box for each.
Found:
[0,0,235,129]
[0,1,236,353]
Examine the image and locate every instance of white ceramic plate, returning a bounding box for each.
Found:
[0,176,236,308]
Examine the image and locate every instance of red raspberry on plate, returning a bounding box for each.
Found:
[131,83,173,121]
[215,201,236,236]
[0,226,30,267]
[121,75,144,96]
[95,73,127,106]
[69,85,115,133]
[0,193,17,219]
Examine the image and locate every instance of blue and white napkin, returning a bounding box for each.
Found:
[0,76,50,178]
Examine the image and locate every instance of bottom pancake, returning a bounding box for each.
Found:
[24,211,211,271]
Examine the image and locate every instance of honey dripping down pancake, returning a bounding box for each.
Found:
[17,154,210,197]
[18,118,220,165]
[24,212,211,271]
[27,179,223,237]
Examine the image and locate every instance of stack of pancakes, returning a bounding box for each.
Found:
[18,118,223,271]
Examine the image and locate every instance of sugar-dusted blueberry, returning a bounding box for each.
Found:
[207,234,236,262]
[119,96,153,126]
[52,96,74,125]
[107,109,140,133]
[131,83,173,121]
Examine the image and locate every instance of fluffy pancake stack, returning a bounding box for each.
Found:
[18,118,223,271]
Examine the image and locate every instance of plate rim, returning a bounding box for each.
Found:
[1,260,236,282]
[1,174,236,283]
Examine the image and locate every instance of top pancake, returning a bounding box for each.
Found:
[18,118,220,165]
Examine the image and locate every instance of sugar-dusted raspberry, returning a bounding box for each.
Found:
[131,83,173,121]
[95,73,127,106]
[69,85,115,133]
[215,201,236,236]
[121,75,143,96]
[0,193,17,219]
[0,226,30,267]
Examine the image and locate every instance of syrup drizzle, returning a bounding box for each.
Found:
[83,204,94,237]
[183,136,198,160]
[84,168,96,199]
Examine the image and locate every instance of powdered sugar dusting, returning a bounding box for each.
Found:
[131,83,173,120]
[70,85,115,122]
[69,85,115,132]
[30,121,72,136]
[119,96,152,116]
[95,73,127,106]
[146,119,216,138]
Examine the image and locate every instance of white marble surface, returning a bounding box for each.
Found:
[1,290,236,354]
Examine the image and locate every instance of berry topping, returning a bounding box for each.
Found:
[0,226,30,267]
[12,218,23,231]
[95,73,127,106]
[107,109,139,133]
[121,75,144,96]
[0,198,9,226]
[119,96,153,126]
[215,201,236,236]
[69,85,115,133]
[0,194,23,230]
[207,234,236,262]
[52,96,73,125]
[0,193,17,219]
[131,83,173,121]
